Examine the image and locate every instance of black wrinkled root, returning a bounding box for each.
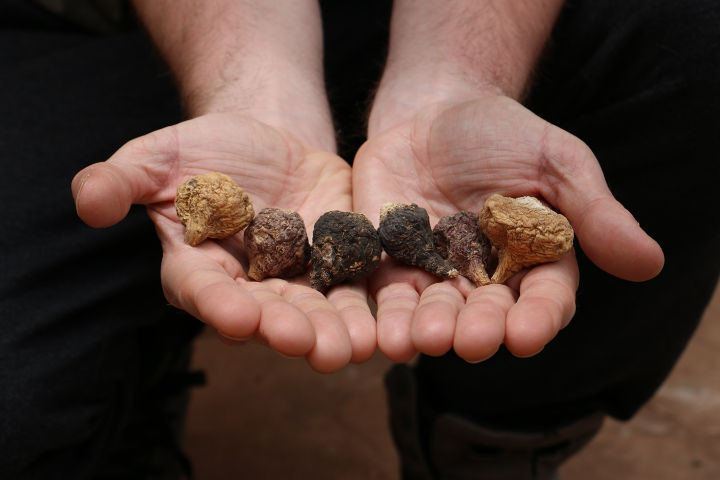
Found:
[434,211,492,286]
[377,203,458,279]
[241,205,493,291]
[310,211,382,293]
[244,208,311,281]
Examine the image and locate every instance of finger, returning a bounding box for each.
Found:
[216,331,252,346]
[242,280,317,358]
[375,282,421,362]
[160,246,262,340]
[370,258,437,361]
[504,253,579,357]
[326,283,377,364]
[574,196,664,281]
[411,283,464,356]
[454,284,517,363]
[280,284,353,373]
[539,127,664,281]
[71,126,179,227]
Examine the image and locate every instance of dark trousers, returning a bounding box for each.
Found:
[371,2,720,479]
[0,2,201,478]
[1,1,718,479]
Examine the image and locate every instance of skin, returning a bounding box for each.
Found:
[71,0,375,373]
[353,0,664,363]
[71,0,664,370]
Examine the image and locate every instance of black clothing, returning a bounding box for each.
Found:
[1,0,718,479]
[0,1,200,478]
[379,2,720,477]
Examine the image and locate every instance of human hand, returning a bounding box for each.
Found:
[353,94,664,363]
[72,113,376,372]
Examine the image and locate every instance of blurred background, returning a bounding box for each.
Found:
[183,282,719,480]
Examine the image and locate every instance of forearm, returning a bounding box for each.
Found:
[370,0,564,134]
[132,0,335,151]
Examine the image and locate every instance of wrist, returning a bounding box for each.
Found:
[368,65,503,137]
[186,61,336,153]
[368,0,563,136]
[133,0,336,152]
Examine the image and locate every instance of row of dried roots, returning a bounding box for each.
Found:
[175,172,575,293]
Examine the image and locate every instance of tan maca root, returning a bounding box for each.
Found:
[175,172,255,246]
[479,194,574,284]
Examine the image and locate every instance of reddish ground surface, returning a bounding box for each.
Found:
[184,283,720,479]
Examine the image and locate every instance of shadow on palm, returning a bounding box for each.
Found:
[73,113,375,372]
[354,95,662,363]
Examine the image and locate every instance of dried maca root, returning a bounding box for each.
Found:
[244,208,310,281]
[479,194,574,284]
[378,202,458,279]
[175,172,255,246]
[433,211,492,286]
[310,211,382,292]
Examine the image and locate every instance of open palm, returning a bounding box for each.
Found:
[72,113,375,372]
[354,95,664,363]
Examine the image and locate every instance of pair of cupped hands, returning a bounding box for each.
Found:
[71,93,664,373]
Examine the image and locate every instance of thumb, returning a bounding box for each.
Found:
[71,127,177,228]
[541,129,664,282]
[572,196,664,281]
